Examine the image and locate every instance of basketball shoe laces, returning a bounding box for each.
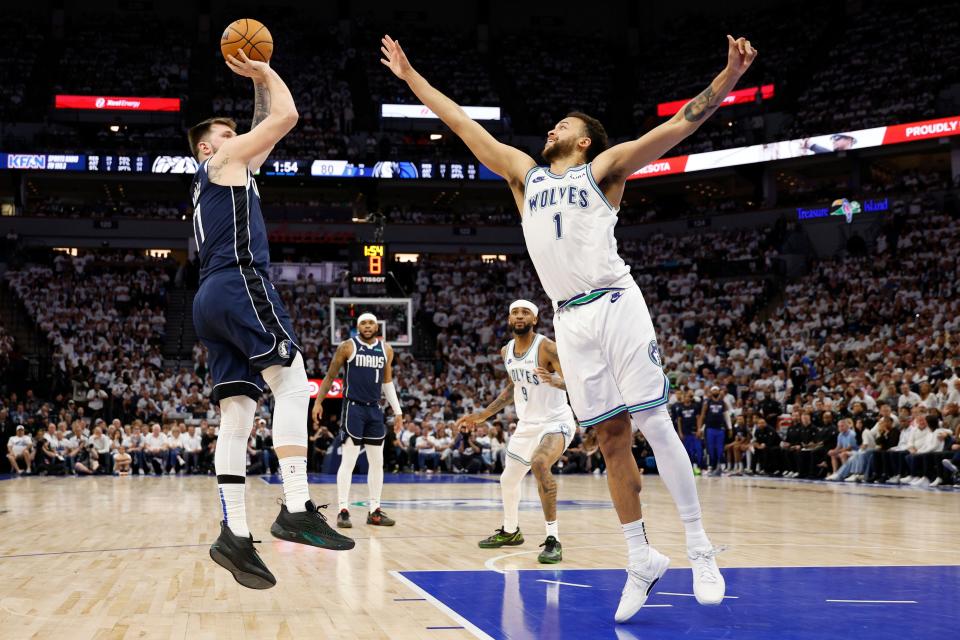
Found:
[688,545,727,583]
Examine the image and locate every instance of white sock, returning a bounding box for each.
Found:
[337,439,362,511]
[366,444,384,512]
[218,482,249,537]
[216,396,256,537]
[622,519,650,565]
[279,455,310,513]
[683,516,710,550]
[545,520,559,539]
[500,455,529,532]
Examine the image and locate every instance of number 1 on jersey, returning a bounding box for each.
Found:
[553,212,563,239]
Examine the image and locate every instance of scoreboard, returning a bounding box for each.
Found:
[350,242,388,295]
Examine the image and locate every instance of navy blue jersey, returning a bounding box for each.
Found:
[191,159,270,282]
[704,399,727,429]
[676,402,700,435]
[344,337,387,404]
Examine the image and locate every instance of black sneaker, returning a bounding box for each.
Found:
[337,509,352,528]
[270,500,355,550]
[366,508,396,526]
[209,521,276,590]
[537,536,563,564]
[478,527,524,549]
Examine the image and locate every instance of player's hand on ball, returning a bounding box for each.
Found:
[380,34,414,81]
[725,35,757,76]
[226,49,269,81]
[311,400,324,426]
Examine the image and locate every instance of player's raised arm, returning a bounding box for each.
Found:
[382,343,403,431]
[218,50,298,173]
[591,36,757,191]
[312,340,354,426]
[380,35,536,191]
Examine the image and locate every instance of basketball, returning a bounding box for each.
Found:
[220,18,273,63]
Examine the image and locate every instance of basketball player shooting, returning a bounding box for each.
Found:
[381,33,757,622]
[457,300,575,564]
[312,313,403,528]
[189,49,354,590]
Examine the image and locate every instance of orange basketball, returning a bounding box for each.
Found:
[220,19,273,63]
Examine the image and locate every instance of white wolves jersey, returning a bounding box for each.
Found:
[521,163,633,302]
[503,334,575,424]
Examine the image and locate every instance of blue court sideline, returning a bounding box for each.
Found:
[398,565,959,640]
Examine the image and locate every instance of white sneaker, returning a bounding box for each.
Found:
[930,477,943,487]
[614,547,671,623]
[844,474,860,483]
[910,477,929,486]
[689,546,726,605]
[885,475,900,484]
[900,476,915,484]
[825,473,839,481]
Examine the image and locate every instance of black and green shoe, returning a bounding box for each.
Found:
[270,501,356,550]
[537,536,562,564]
[209,521,276,590]
[367,508,396,526]
[478,527,524,549]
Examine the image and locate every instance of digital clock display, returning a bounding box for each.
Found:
[263,159,301,176]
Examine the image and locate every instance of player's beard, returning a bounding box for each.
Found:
[512,322,533,336]
[542,136,576,162]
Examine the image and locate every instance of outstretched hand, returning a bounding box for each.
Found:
[380,34,414,81]
[725,35,757,76]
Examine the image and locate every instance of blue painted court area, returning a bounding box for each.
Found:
[398,565,959,640]
[261,472,499,485]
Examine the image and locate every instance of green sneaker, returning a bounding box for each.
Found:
[270,500,355,551]
[693,465,702,477]
[537,536,562,564]
[478,527,524,549]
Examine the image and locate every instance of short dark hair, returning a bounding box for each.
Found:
[566,111,609,161]
[187,117,237,159]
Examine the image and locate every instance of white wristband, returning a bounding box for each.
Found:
[383,381,402,415]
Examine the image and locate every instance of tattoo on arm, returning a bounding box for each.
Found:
[682,84,722,123]
[252,82,271,129]
[481,383,514,420]
[207,154,230,182]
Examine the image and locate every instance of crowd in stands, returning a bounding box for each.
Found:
[2,1,957,165]
[3,184,960,488]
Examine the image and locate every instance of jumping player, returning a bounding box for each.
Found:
[457,300,575,564]
[313,313,403,528]
[381,33,757,621]
[189,51,354,590]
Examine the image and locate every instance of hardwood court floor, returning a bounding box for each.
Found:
[0,472,957,639]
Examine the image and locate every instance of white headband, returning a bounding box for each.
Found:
[509,299,539,317]
[357,312,378,326]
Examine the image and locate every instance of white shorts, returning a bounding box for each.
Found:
[553,284,670,428]
[506,419,575,466]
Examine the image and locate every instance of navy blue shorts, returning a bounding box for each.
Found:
[341,401,385,446]
[193,269,300,403]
